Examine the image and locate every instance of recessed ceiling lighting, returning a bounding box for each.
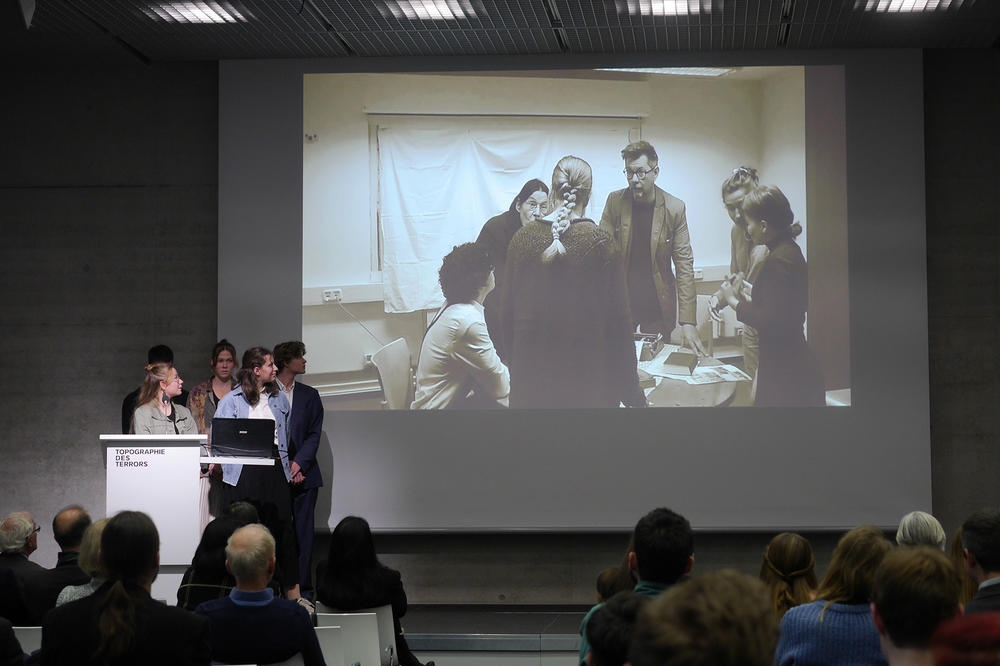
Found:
[617,0,715,17]
[141,1,250,24]
[596,67,735,77]
[855,0,965,12]
[382,0,478,21]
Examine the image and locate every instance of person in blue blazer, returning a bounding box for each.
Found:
[274,341,325,593]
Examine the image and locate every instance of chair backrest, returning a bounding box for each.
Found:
[317,603,396,666]
[314,625,345,666]
[371,338,412,409]
[12,626,41,654]
[272,654,305,666]
[316,611,381,666]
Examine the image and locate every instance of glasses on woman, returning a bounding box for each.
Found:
[525,201,548,212]
[624,166,657,180]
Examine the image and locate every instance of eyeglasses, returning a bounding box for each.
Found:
[32,524,40,534]
[524,201,548,212]
[624,166,657,180]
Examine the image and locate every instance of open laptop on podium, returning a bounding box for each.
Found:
[206,418,275,465]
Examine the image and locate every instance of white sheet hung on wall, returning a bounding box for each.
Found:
[375,115,639,313]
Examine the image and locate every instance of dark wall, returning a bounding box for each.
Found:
[0,49,997,601]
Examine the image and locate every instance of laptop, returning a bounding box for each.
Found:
[211,418,274,458]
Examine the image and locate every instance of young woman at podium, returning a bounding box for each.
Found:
[130,363,197,436]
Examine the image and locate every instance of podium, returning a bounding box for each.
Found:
[101,434,206,566]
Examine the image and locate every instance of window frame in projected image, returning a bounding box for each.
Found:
[301,66,850,410]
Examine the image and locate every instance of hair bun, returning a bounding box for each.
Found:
[789,221,803,238]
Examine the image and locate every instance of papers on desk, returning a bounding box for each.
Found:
[683,364,752,385]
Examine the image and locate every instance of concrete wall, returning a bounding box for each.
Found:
[1,49,997,603]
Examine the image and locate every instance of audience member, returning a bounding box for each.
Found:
[177,516,244,611]
[274,340,325,592]
[196,524,324,666]
[760,532,818,621]
[961,508,1000,614]
[950,527,979,606]
[584,591,649,666]
[627,569,778,666]
[412,242,510,409]
[121,344,188,434]
[56,518,107,606]
[774,525,893,666]
[896,510,947,550]
[222,500,260,525]
[25,506,91,622]
[41,510,210,665]
[316,516,432,666]
[578,507,694,666]
[930,612,1000,665]
[870,546,962,666]
[0,512,43,625]
[0,618,24,666]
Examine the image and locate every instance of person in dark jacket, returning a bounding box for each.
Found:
[316,516,432,666]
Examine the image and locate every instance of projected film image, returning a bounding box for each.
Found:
[302,66,850,409]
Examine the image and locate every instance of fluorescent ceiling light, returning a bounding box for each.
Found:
[856,0,964,11]
[596,67,735,77]
[618,0,715,17]
[383,0,478,21]
[142,1,249,23]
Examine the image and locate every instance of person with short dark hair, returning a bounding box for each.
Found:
[585,591,649,666]
[628,570,778,666]
[196,524,324,666]
[599,141,703,355]
[961,507,1000,614]
[412,242,509,409]
[871,546,962,665]
[577,507,694,665]
[273,340,324,592]
[121,344,188,433]
[41,511,210,665]
[23,506,92,622]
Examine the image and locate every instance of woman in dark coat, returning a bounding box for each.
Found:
[476,178,549,361]
[316,516,431,666]
[719,185,824,406]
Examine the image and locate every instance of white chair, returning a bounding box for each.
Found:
[317,603,396,666]
[12,626,41,654]
[316,610,381,666]
[371,338,412,409]
[315,625,345,666]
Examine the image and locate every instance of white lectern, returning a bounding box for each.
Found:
[101,434,206,566]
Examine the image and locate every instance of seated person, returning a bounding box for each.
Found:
[960,507,1000,614]
[41,511,210,665]
[411,242,509,409]
[56,518,108,607]
[759,532,817,621]
[0,618,24,666]
[896,510,947,550]
[931,612,1000,664]
[628,570,778,666]
[177,516,244,611]
[316,516,432,666]
[584,591,649,666]
[195,524,323,666]
[27,506,91,622]
[0,512,43,625]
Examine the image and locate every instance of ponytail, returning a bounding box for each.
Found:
[94,580,137,660]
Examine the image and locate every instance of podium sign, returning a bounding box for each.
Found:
[101,435,205,566]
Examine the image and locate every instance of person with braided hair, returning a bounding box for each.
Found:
[500,155,645,409]
[759,532,818,621]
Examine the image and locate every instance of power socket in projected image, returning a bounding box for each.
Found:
[322,288,342,303]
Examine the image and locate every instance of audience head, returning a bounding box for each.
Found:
[137,361,180,409]
[759,532,818,620]
[439,242,494,305]
[327,515,378,572]
[630,507,694,586]
[146,344,174,365]
[896,510,947,550]
[223,500,260,525]
[237,346,276,404]
[0,512,37,556]
[273,340,307,373]
[628,570,778,666]
[77,518,109,579]
[950,527,979,606]
[596,565,636,604]
[210,339,237,383]
[95,511,160,661]
[620,141,659,203]
[962,507,1000,580]
[225,523,276,588]
[52,505,91,552]
[191,516,244,575]
[509,178,550,226]
[720,166,760,227]
[931,613,1000,665]
[741,185,803,244]
[871,546,961,651]
[815,525,893,609]
[585,591,650,666]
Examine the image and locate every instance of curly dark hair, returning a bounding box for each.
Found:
[438,242,493,304]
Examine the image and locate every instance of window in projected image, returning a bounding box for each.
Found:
[303,67,850,409]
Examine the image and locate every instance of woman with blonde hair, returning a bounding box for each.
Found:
[131,362,197,435]
[774,525,893,665]
[500,155,645,408]
[55,518,109,606]
[760,532,818,621]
